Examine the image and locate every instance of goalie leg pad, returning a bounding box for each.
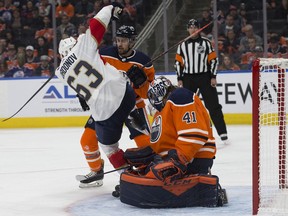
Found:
[120,172,224,208]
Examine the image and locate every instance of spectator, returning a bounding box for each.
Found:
[21,1,35,21]
[222,29,241,63]
[274,0,288,19]
[122,0,137,26]
[38,0,52,19]
[35,15,54,43]
[56,0,75,19]
[4,43,18,70]
[239,24,263,53]
[268,35,288,57]
[0,17,6,33]
[34,36,53,59]
[56,14,76,42]
[25,45,39,71]
[238,8,248,29]
[0,37,8,62]
[4,52,34,77]
[0,1,13,26]
[23,7,43,33]
[34,55,53,77]
[227,5,241,27]
[199,7,213,38]
[218,54,240,71]
[241,46,272,69]
[0,60,7,77]
[10,8,23,30]
[219,14,241,38]
[77,23,87,35]
[74,0,94,25]
[86,0,103,19]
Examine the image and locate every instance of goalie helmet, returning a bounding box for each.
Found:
[58,37,77,58]
[147,76,173,112]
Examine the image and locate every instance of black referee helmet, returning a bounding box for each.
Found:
[187,19,200,28]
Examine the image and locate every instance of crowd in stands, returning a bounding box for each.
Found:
[0,0,287,77]
[203,0,288,70]
[0,0,155,78]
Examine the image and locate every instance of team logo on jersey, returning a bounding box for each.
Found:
[197,46,205,54]
[150,115,162,143]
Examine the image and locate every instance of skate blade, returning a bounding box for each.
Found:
[79,180,103,188]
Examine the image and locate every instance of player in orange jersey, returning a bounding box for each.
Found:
[125,76,216,179]
[76,25,155,188]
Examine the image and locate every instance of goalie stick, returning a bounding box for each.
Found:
[2,74,55,122]
[76,165,130,181]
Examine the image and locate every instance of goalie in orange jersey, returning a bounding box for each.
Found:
[75,25,155,188]
[120,76,226,208]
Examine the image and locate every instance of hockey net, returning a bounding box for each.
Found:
[252,58,288,215]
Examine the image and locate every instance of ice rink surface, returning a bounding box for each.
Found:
[0,125,252,216]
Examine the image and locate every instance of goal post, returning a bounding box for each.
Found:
[252,58,288,215]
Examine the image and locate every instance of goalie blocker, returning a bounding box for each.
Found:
[119,170,227,208]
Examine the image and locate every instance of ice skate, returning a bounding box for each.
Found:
[76,162,104,188]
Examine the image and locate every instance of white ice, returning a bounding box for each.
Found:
[0,125,252,216]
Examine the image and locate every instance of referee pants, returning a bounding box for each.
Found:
[182,73,227,138]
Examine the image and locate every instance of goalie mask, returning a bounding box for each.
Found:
[147,76,173,112]
[58,37,77,58]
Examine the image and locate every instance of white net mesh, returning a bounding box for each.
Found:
[257,58,288,215]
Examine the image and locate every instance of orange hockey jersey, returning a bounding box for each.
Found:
[99,46,155,108]
[150,87,216,162]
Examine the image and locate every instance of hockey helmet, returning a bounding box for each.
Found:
[116,25,137,39]
[187,19,200,28]
[147,76,173,112]
[58,37,77,58]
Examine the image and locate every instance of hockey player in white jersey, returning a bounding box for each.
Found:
[55,3,148,188]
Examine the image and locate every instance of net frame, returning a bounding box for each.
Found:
[252,58,288,215]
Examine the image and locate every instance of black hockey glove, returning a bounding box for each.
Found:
[76,94,90,111]
[151,149,187,182]
[124,146,156,167]
[126,108,149,135]
[111,2,123,20]
[126,65,147,88]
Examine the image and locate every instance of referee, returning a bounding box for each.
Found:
[174,19,229,145]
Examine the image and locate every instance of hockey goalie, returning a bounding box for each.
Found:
[119,76,227,208]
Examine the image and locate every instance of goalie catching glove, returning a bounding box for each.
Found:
[126,65,147,88]
[150,149,188,182]
[111,2,123,20]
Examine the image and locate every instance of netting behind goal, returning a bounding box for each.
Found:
[252,58,288,215]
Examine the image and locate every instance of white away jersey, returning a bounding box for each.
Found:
[55,6,128,121]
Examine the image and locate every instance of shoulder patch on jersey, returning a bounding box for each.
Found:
[168,88,195,105]
[150,115,162,143]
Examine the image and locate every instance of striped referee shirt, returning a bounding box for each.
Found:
[174,36,218,80]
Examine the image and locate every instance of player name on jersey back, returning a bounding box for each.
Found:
[59,53,77,78]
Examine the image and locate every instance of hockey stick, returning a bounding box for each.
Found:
[2,74,55,122]
[103,165,131,175]
[143,14,220,68]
